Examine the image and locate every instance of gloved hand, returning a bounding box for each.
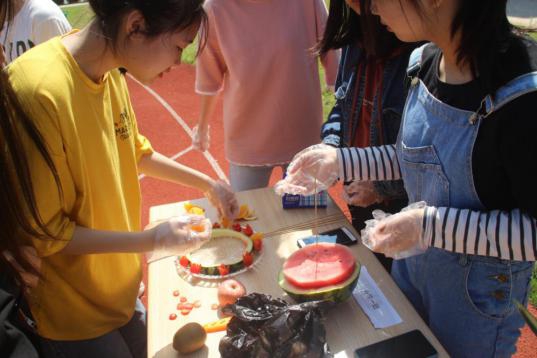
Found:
[342,181,383,207]
[274,144,339,196]
[147,214,212,262]
[205,179,239,219]
[192,124,210,152]
[361,202,427,259]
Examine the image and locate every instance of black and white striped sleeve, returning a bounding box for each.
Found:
[423,207,537,261]
[337,146,402,182]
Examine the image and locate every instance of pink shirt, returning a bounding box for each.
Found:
[196,0,339,165]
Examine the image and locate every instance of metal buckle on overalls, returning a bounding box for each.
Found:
[335,83,348,100]
[469,96,493,124]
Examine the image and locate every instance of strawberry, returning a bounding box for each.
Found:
[212,222,221,229]
[179,256,189,267]
[242,224,253,236]
[253,238,262,252]
[232,223,242,232]
[243,252,254,267]
[218,264,230,276]
[190,263,202,274]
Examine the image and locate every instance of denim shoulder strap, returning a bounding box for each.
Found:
[479,72,537,116]
[406,43,429,77]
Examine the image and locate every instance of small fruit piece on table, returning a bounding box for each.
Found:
[217,278,246,307]
[173,322,207,354]
[203,317,232,333]
[184,202,205,215]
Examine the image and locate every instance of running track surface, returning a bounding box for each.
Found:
[128,65,536,357]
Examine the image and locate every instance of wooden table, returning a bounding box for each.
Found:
[148,188,448,357]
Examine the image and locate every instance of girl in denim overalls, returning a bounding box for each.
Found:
[277,0,537,356]
[318,0,414,272]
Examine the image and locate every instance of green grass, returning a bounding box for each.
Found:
[61,3,94,29]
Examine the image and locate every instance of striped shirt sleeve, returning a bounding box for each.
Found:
[337,146,402,182]
[423,207,537,261]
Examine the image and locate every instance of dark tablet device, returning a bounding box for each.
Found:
[297,227,358,248]
[354,330,438,358]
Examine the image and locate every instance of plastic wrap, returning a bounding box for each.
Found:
[219,293,333,358]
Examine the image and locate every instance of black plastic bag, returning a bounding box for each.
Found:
[219,293,333,358]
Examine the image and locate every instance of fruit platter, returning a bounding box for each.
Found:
[176,203,263,279]
[278,242,360,303]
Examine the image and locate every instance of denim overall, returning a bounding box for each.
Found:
[393,44,536,358]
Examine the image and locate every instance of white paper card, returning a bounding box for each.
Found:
[353,266,402,329]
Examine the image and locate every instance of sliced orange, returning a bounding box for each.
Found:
[236,204,257,221]
[250,232,263,241]
[184,202,206,216]
[221,217,231,228]
[190,224,206,233]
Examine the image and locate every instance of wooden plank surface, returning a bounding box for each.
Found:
[147,188,448,357]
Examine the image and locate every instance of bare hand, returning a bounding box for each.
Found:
[2,246,42,288]
[342,181,383,207]
[205,179,239,219]
[192,125,210,152]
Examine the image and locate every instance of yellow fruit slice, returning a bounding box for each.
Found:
[237,204,257,221]
[202,317,231,333]
[184,202,206,216]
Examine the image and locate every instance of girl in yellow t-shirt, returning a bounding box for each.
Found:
[7,0,238,356]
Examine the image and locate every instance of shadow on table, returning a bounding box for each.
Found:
[153,343,209,358]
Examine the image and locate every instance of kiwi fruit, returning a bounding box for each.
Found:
[172,322,207,354]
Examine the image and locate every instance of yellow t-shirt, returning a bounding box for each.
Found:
[8,35,153,340]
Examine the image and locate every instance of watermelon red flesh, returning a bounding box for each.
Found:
[282,243,356,289]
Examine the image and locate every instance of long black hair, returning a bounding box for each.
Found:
[89,0,208,54]
[317,0,402,59]
[0,70,60,284]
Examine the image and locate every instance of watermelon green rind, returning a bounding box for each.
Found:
[186,229,254,276]
[278,264,360,303]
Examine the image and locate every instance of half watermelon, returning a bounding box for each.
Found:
[279,243,360,303]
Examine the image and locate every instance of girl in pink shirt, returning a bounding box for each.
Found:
[194,0,339,191]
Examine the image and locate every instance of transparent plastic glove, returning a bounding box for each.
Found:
[147,214,211,262]
[361,202,427,259]
[342,181,383,207]
[192,124,210,152]
[205,179,239,219]
[274,143,339,196]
